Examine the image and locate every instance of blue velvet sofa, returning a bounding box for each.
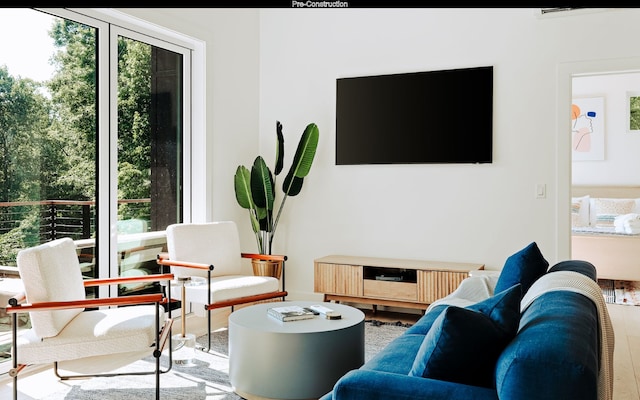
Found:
[320,242,614,400]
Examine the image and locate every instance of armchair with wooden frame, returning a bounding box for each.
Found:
[157,221,287,351]
[6,238,174,400]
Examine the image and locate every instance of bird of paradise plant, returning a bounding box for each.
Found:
[234,120,319,255]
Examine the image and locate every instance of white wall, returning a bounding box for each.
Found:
[119,8,640,300]
[573,72,640,185]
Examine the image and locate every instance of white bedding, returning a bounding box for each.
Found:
[572,226,640,236]
[571,186,640,280]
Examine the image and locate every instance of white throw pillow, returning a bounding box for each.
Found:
[571,195,590,227]
[591,198,636,228]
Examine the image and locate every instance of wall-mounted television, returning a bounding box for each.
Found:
[335,66,493,165]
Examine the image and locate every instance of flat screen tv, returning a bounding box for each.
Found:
[336,66,493,165]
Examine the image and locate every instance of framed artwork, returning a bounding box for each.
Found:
[571,97,605,161]
[626,91,640,133]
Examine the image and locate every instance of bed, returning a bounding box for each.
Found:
[571,185,640,281]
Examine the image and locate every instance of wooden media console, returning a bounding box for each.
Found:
[314,255,484,311]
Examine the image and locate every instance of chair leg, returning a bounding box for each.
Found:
[155,302,161,400]
[208,307,212,351]
[11,312,17,400]
[8,311,31,399]
[155,350,161,400]
[201,308,212,352]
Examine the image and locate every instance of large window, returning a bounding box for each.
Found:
[0,10,95,267]
[0,7,198,373]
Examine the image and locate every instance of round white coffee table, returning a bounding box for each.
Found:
[228,301,364,400]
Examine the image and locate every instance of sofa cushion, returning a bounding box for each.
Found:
[408,284,521,388]
[495,290,599,400]
[363,334,427,375]
[547,260,597,282]
[404,304,448,335]
[494,242,548,297]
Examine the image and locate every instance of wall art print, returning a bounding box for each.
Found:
[571,96,605,161]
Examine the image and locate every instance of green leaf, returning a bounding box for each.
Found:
[282,173,304,196]
[248,209,262,236]
[233,165,253,209]
[250,156,275,230]
[282,123,319,196]
[274,120,284,176]
[234,165,262,235]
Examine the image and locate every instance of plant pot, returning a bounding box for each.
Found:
[251,259,283,280]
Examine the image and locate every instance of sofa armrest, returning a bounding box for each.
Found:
[468,269,500,278]
[468,269,500,288]
[326,369,498,400]
[427,273,497,312]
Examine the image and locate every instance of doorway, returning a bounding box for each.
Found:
[558,57,640,260]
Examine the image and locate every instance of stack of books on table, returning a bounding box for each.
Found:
[267,305,316,322]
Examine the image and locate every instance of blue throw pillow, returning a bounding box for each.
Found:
[494,242,548,297]
[408,284,521,388]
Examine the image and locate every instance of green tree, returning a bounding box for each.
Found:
[0,17,154,264]
[0,66,51,202]
[0,66,52,257]
[48,18,96,200]
[630,95,640,131]
[117,37,151,220]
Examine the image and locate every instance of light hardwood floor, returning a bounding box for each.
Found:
[608,303,640,399]
[1,303,640,399]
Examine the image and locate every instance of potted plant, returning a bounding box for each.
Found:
[234,120,319,277]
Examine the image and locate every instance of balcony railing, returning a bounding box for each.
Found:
[0,198,164,374]
[0,199,151,266]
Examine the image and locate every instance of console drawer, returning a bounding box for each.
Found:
[363,280,417,301]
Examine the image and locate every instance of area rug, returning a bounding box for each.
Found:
[598,279,640,306]
[38,319,410,400]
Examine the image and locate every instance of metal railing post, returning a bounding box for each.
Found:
[82,204,91,239]
[49,202,57,241]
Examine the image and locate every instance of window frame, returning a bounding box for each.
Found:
[36,8,206,294]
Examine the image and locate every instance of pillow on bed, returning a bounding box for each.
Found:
[571,195,590,227]
[592,198,635,228]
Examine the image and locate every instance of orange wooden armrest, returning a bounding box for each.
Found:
[6,293,164,313]
[7,291,26,305]
[157,257,213,271]
[241,253,287,262]
[83,273,175,287]
[158,318,174,353]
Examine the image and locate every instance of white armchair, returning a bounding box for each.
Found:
[157,221,287,351]
[7,238,174,400]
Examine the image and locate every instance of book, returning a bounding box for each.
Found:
[267,305,316,322]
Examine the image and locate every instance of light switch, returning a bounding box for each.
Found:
[536,183,546,199]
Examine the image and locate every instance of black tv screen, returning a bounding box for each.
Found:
[336,66,493,165]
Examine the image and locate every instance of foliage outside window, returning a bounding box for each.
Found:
[0,18,155,265]
[628,93,640,132]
